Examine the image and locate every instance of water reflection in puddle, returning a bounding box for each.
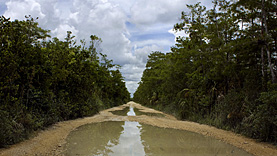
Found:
[64,107,253,156]
[109,107,145,155]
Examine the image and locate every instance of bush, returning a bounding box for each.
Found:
[0,110,25,147]
[241,90,277,143]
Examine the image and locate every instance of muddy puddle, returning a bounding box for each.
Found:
[64,107,253,156]
[109,106,130,116]
[110,106,165,117]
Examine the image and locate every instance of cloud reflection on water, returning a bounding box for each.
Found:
[64,107,253,156]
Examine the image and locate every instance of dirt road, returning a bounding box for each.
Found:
[0,101,276,156]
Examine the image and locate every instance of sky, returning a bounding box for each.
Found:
[0,0,213,96]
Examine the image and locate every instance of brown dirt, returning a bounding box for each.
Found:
[0,101,276,156]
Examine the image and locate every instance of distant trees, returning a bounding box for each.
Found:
[0,16,130,147]
[134,0,277,143]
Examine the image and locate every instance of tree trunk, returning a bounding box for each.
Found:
[261,47,265,77]
[261,5,265,78]
[262,0,277,83]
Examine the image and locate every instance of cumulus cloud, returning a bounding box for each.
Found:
[133,45,163,63]
[4,0,63,37]
[130,0,195,27]
[121,64,145,95]
[52,24,79,40]
[122,44,164,94]
[2,0,213,95]
[68,0,136,65]
[4,0,46,20]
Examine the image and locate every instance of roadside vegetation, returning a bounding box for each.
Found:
[0,16,130,147]
[134,0,277,144]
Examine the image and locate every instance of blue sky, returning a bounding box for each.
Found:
[0,0,213,95]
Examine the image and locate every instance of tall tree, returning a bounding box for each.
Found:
[134,1,277,143]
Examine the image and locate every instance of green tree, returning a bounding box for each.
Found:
[134,1,276,143]
[0,16,130,147]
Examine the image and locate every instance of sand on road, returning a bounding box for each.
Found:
[0,101,276,156]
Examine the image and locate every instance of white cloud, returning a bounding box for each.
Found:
[68,0,135,65]
[2,0,214,95]
[51,24,79,40]
[133,45,163,63]
[121,44,164,95]
[4,0,46,20]
[121,64,145,96]
[168,28,188,41]
[129,0,194,27]
[129,0,214,29]
[132,39,172,50]
[4,0,63,37]
[126,81,139,97]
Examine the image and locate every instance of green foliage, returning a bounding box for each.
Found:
[134,0,277,144]
[0,16,130,147]
[241,85,277,142]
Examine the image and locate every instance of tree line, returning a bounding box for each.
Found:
[0,16,130,147]
[134,0,277,143]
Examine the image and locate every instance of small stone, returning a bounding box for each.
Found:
[243,142,248,144]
